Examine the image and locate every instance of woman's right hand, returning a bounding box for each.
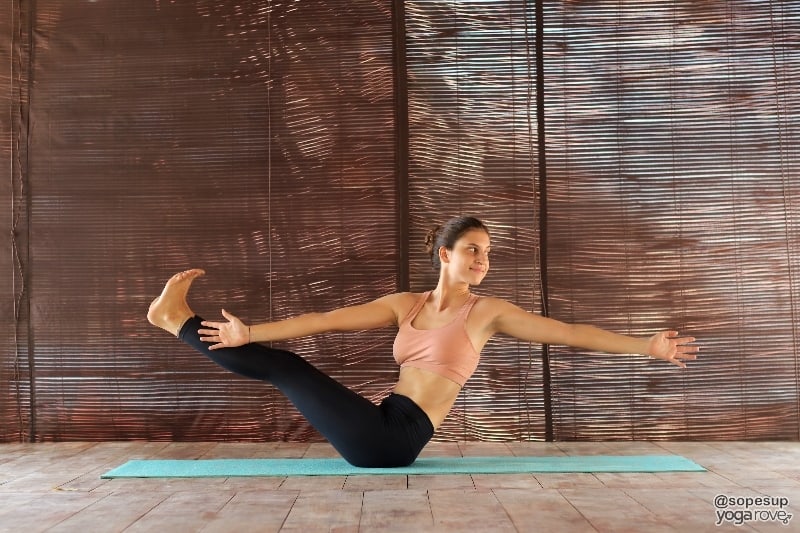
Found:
[199,309,250,350]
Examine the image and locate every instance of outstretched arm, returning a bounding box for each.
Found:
[198,294,403,350]
[489,299,698,368]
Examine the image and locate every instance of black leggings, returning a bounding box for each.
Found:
[178,316,434,467]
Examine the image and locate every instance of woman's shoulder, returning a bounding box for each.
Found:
[383,291,427,301]
[473,294,513,309]
[470,295,524,321]
[377,291,426,310]
[375,291,427,324]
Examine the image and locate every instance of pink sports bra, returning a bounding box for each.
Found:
[393,291,481,387]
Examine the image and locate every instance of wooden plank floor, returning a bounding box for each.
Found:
[1,440,798,532]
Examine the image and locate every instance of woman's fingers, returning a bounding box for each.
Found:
[664,332,695,344]
[671,337,699,368]
[199,312,246,349]
[675,340,700,360]
[202,333,231,349]
[649,331,699,368]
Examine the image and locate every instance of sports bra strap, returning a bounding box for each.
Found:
[460,293,480,316]
[402,291,431,325]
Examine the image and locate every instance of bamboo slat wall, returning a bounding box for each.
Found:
[3,0,798,442]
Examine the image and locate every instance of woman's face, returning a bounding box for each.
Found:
[443,229,491,285]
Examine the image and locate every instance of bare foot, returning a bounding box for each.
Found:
[147,269,205,336]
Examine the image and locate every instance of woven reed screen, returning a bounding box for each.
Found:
[8,0,400,442]
[2,0,18,442]
[543,0,800,440]
[3,0,799,443]
[404,0,544,441]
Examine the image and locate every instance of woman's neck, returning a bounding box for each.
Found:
[430,281,471,311]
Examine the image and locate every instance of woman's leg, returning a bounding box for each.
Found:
[148,270,432,467]
[178,316,432,467]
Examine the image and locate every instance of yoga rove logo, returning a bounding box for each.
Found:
[713,494,793,527]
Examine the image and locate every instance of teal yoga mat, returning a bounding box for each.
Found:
[101,455,705,478]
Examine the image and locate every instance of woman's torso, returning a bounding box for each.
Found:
[391,291,496,429]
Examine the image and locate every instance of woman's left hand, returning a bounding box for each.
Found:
[198,309,250,350]
[646,331,699,368]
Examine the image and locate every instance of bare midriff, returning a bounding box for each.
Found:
[392,366,462,429]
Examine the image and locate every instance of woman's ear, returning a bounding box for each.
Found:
[438,246,450,264]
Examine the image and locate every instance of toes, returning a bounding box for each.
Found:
[171,269,204,283]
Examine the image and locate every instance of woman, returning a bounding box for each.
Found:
[147,216,698,467]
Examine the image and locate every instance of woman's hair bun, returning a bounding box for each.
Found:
[425,225,442,257]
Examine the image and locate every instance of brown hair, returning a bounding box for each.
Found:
[425,216,490,270]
